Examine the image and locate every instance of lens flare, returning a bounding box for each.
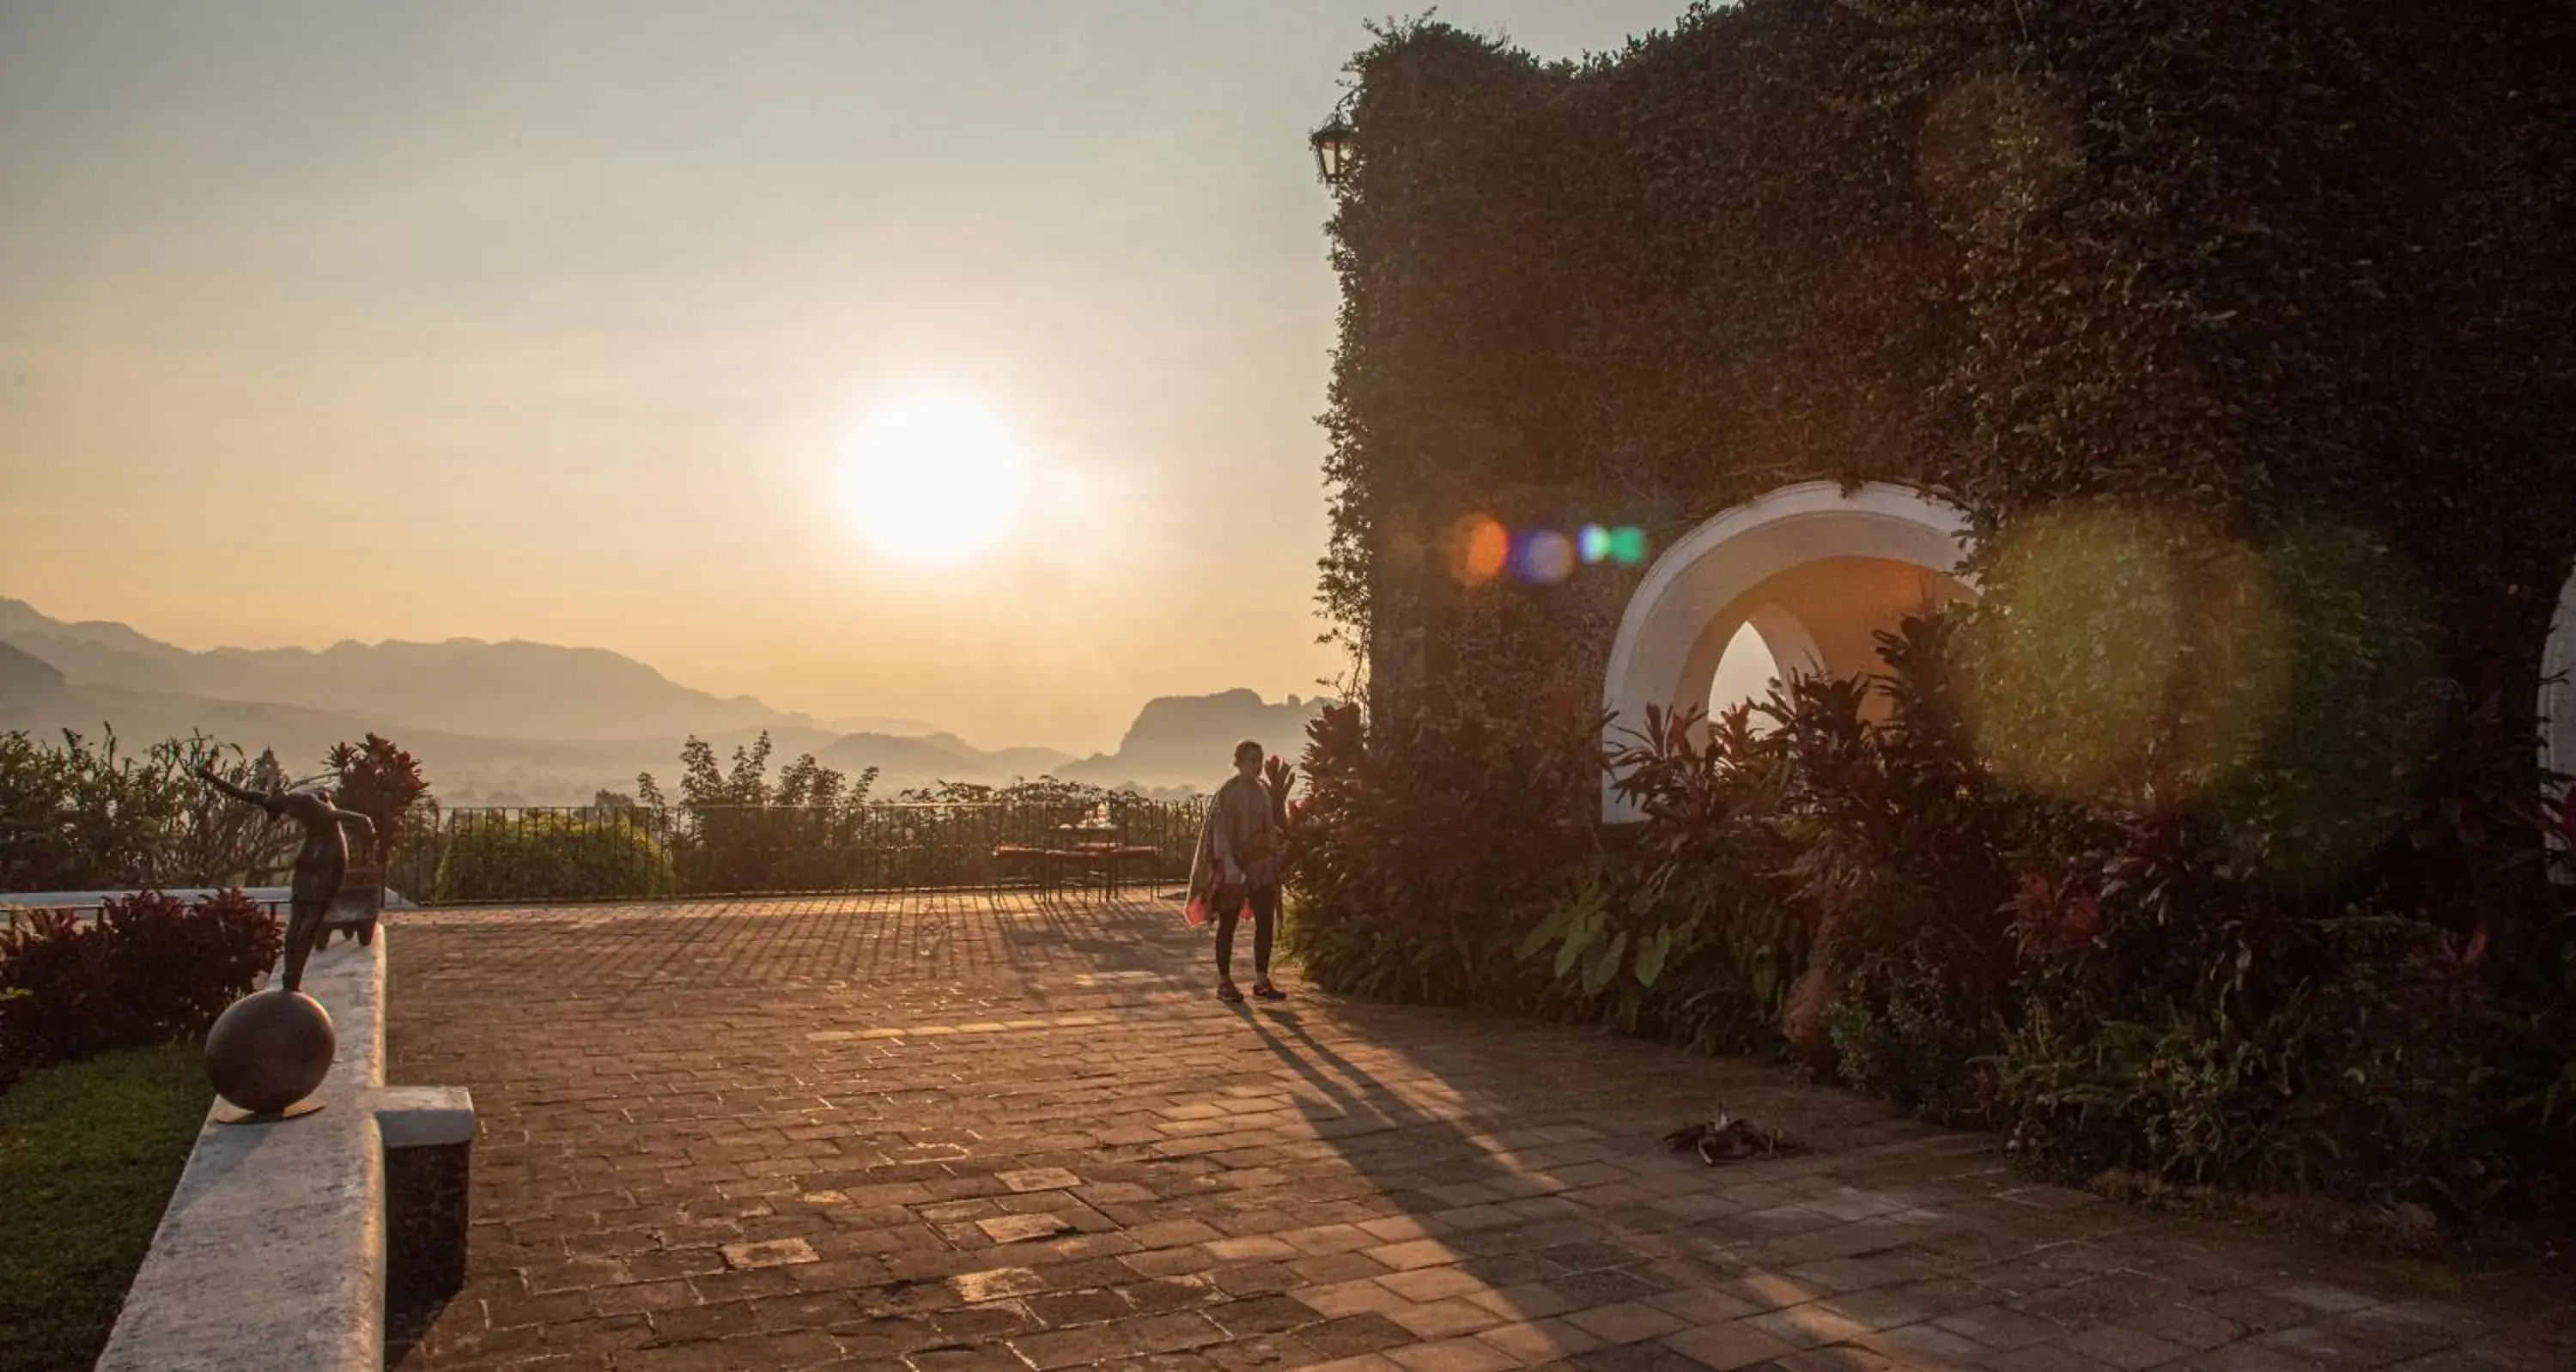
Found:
[1960,506,2435,886]
[2202,519,2439,879]
[1516,529,1577,586]
[1453,515,1510,586]
[1963,508,2230,798]
[1453,517,1643,586]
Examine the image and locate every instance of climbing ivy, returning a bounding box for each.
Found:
[1319,0,2576,723]
[1311,0,2576,1239]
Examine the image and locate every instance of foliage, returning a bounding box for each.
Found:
[1999,912,2525,1215]
[638,732,881,892]
[1284,700,1595,1006]
[431,811,675,904]
[1300,586,2575,1231]
[0,891,282,1079]
[1532,702,1806,1055]
[1318,0,2576,1237]
[325,733,436,865]
[0,1042,210,1372]
[0,729,296,892]
[407,742,1198,902]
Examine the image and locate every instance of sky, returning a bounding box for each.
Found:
[0,0,1686,753]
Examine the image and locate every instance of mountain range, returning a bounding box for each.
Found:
[0,598,927,741]
[0,598,1327,804]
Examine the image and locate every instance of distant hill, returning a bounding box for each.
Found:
[0,598,1327,804]
[1055,689,1327,791]
[0,640,69,706]
[816,732,1077,784]
[0,598,838,743]
[0,672,846,800]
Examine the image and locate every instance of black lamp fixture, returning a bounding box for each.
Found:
[1309,100,1358,185]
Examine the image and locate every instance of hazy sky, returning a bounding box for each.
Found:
[0,1,1683,752]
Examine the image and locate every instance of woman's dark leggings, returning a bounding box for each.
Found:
[1215,884,1280,980]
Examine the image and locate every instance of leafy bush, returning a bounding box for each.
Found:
[325,733,436,867]
[0,730,297,891]
[0,891,282,1079]
[431,812,674,903]
[2000,911,2521,1212]
[1955,519,2574,1225]
[1285,700,1595,1005]
[405,768,1200,902]
[1302,591,2575,1235]
[1527,703,1807,1055]
[638,732,882,892]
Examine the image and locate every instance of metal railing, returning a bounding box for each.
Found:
[387,798,1208,905]
[3,890,294,931]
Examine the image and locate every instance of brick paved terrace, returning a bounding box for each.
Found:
[386,892,2573,1371]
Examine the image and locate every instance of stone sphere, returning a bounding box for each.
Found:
[204,988,337,1114]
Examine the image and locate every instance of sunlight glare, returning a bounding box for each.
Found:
[838,392,1030,565]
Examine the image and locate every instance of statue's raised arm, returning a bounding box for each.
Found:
[197,764,281,817]
[194,766,355,993]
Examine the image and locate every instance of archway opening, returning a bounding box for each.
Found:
[1708,622,1783,723]
[1603,483,1978,820]
[1693,556,1974,728]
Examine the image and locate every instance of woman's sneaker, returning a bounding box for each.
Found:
[1253,981,1287,1002]
[1217,981,1245,1003]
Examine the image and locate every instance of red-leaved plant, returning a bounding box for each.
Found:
[325,734,434,866]
[0,890,280,1081]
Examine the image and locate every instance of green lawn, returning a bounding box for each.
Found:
[0,1045,209,1372]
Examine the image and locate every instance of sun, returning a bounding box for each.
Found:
[837,393,1029,564]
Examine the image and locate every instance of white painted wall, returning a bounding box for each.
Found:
[1601,482,1977,820]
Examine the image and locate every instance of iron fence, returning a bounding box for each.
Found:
[386,798,1208,905]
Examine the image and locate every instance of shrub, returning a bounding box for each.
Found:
[0,891,282,1079]
[638,732,881,893]
[1285,700,1595,1006]
[431,812,674,903]
[0,730,296,891]
[1998,911,2520,1212]
[325,733,435,866]
[1531,701,1808,1056]
[1311,590,2575,1234]
[1560,613,2034,1091]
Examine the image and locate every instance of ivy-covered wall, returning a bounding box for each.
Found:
[1322,0,2576,752]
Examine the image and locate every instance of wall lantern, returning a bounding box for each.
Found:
[1309,112,1358,185]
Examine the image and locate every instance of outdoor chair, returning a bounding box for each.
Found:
[318,862,387,948]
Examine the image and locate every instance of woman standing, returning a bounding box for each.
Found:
[1191,739,1285,1003]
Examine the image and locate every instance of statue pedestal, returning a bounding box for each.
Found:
[210,1099,325,1126]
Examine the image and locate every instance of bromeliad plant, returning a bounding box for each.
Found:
[325,733,435,867]
[1518,699,1807,1052]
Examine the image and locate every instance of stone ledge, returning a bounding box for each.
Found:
[377,1085,476,1150]
[96,931,474,1372]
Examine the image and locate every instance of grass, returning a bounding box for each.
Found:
[0,1044,210,1372]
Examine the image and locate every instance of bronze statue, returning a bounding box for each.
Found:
[197,767,375,993]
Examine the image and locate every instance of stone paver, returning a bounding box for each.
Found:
[385,891,2575,1370]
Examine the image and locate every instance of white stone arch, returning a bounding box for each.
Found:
[2543,562,2576,879]
[1601,481,1978,820]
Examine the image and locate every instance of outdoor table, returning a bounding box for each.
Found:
[1055,822,1125,896]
